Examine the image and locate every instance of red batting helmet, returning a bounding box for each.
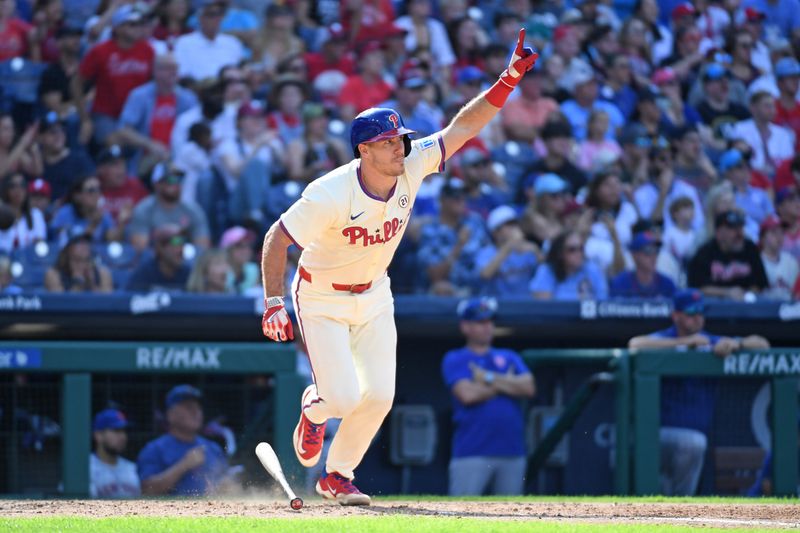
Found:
[350,108,416,158]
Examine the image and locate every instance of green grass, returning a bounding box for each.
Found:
[372,494,793,504]
[0,518,789,533]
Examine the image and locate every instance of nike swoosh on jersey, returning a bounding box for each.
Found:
[350,211,365,220]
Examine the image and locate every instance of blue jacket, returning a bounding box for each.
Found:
[118,81,199,139]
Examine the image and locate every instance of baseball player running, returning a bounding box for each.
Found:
[261,30,538,505]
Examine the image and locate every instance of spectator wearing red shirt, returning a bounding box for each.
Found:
[96,145,149,231]
[151,0,191,47]
[793,273,800,299]
[339,0,394,44]
[266,76,306,146]
[0,0,33,61]
[28,0,63,63]
[336,40,392,123]
[774,153,800,191]
[773,57,800,151]
[776,186,800,263]
[304,23,355,83]
[75,4,154,145]
[114,53,198,167]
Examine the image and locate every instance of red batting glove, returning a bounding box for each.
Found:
[486,29,539,107]
[262,296,294,342]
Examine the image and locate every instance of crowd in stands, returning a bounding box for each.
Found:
[1,0,800,302]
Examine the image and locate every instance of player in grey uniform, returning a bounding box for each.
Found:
[90,408,140,498]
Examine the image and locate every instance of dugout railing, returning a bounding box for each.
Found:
[0,341,304,497]
[523,348,799,497]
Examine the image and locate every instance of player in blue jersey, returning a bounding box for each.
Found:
[442,297,535,495]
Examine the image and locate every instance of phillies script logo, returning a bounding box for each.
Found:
[343,218,405,246]
[710,260,752,282]
[388,114,400,128]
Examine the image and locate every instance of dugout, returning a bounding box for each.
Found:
[0,294,798,497]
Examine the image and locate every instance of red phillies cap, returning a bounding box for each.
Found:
[759,214,782,236]
[652,67,678,86]
[553,24,572,43]
[744,7,766,22]
[237,101,265,119]
[28,178,52,197]
[671,3,696,19]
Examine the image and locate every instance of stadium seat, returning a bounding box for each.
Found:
[93,241,140,270]
[10,259,47,290]
[11,241,59,269]
[490,141,538,204]
[93,242,141,292]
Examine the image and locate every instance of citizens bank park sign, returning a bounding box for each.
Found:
[723,352,800,376]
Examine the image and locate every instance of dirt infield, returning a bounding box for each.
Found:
[2,499,800,528]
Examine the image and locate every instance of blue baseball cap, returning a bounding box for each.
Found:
[165,384,203,410]
[457,296,498,321]
[702,63,729,82]
[673,289,705,314]
[629,231,661,252]
[775,58,800,79]
[93,408,130,431]
[718,149,745,173]
[456,66,487,85]
[534,173,569,196]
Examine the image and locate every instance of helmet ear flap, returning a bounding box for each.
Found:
[403,135,412,157]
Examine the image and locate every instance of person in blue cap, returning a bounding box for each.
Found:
[628,289,769,495]
[441,297,535,495]
[90,408,140,498]
[137,384,230,496]
[609,230,676,299]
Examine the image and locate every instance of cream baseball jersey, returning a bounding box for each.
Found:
[280,136,446,286]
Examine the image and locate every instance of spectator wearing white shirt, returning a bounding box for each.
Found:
[170,75,244,157]
[395,0,456,72]
[729,91,795,178]
[0,174,47,254]
[633,139,705,233]
[759,214,800,300]
[718,148,775,226]
[213,101,283,225]
[739,8,773,75]
[173,0,244,82]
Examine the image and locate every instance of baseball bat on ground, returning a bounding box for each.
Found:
[255,442,304,510]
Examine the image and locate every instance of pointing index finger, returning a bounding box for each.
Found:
[515,28,526,56]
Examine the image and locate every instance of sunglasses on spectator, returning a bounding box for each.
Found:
[8,181,26,189]
[163,236,186,247]
[564,245,583,253]
[202,9,225,17]
[82,186,101,194]
[638,245,660,255]
[162,174,184,185]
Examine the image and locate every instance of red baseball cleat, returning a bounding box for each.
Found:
[293,385,327,467]
[316,470,371,506]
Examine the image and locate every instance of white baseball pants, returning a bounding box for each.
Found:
[291,273,397,480]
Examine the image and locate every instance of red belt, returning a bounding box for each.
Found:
[298,266,372,293]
